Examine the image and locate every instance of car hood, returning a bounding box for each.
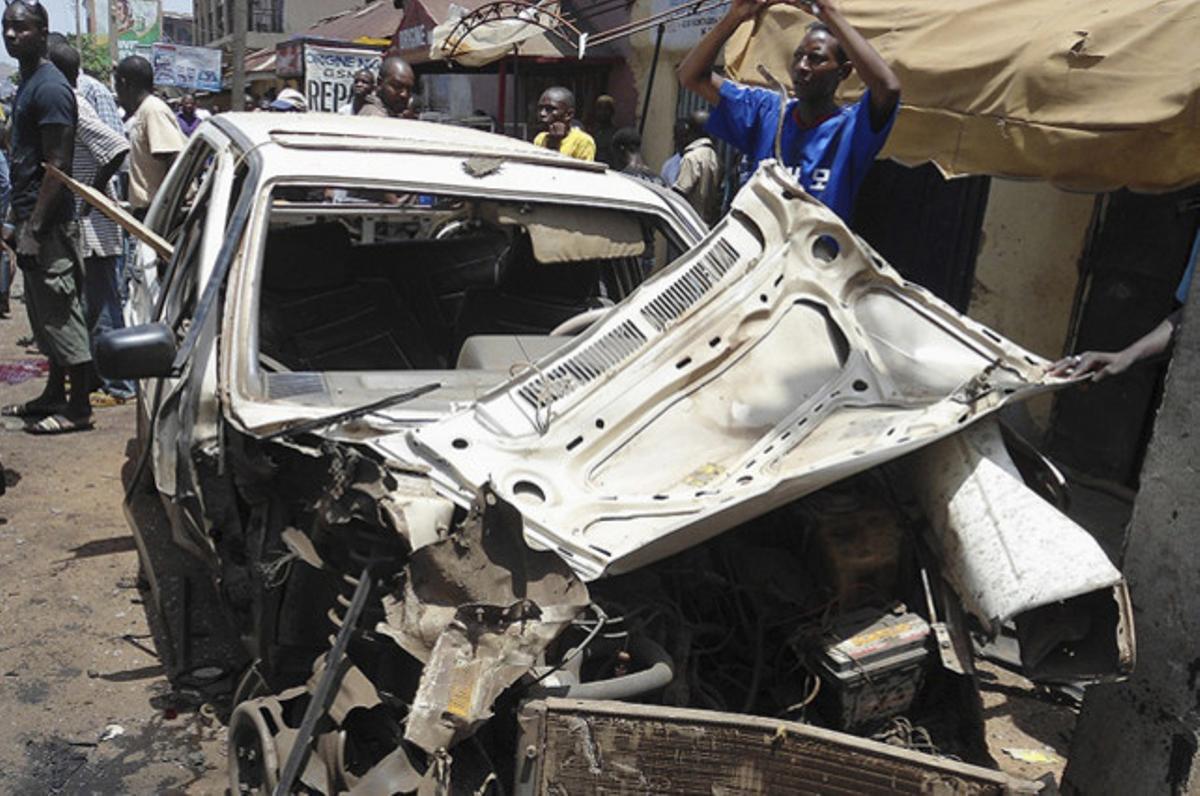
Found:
[382,162,1065,580]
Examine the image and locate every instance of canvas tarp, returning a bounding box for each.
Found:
[724,0,1200,193]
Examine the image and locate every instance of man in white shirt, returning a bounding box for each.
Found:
[114,55,186,215]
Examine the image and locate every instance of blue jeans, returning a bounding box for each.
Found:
[84,254,135,398]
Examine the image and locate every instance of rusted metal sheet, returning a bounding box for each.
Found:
[514,698,1040,795]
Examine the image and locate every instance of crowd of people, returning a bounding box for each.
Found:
[0,0,1174,439]
[0,1,190,434]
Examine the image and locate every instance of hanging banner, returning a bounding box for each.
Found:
[303,44,382,114]
[114,0,162,60]
[152,43,223,92]
[118,42,154,61]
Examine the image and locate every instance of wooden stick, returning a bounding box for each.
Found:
[44,162,174,260]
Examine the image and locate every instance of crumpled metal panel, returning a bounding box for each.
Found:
[910,417,1135,681]
[376,488,589,752]
[408,162,1066,580]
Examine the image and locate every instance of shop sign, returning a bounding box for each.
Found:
[395,24,428,53]
[304,44,383,113]
[152,43,222,92]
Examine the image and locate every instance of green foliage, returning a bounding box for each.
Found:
[67,33,112,83]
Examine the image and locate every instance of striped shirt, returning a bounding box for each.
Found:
[77,73,124,134]
[73,90,130,258]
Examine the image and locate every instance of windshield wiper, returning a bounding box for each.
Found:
[261,382,441,442]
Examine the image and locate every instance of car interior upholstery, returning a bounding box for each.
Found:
[258,214,650,373]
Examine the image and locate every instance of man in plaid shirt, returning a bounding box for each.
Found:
[49,43,133,402]
[46,34,123,135]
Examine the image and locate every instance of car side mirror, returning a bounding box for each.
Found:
[96,323,178,380]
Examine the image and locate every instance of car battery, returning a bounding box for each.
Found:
[808,606,931,731]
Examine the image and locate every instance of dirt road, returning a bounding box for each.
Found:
[0,274,1071,793]
[0,281,226,793]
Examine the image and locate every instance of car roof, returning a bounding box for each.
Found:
[214,112,602,170]
[207,113,696,221]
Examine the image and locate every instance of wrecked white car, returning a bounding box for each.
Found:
[86,115,1132,794]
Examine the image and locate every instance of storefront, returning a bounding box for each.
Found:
[265,1,402,113]
[394,0,628,140]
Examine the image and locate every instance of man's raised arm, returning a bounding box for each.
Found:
[678,0,783,105]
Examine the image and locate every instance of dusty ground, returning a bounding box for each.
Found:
[0,277,227,794]
[0,273,1074,793]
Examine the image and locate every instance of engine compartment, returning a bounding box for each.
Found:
[188,434,994,793]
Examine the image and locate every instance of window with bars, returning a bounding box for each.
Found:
[251,0,284,32]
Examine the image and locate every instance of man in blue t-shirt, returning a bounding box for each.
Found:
[678,0,901,222]
[1,0,93,433]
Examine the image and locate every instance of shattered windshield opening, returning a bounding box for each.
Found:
[252,183,682,407]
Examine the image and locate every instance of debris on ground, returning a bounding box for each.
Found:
[1003,747,1065,766]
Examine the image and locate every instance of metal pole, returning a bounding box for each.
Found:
[230,0,248,110]
[74,0,82,44]
[108,0,118,69]
[511,45,520,139]
[497,56,507,130]
[272,567,374,796]
[638,23,665,137]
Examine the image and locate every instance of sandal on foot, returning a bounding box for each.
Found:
[25,413,94,435]
[89,392,130,408]
[2,400,67,418]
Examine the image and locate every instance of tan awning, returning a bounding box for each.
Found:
[244,46,277,78]
[724,1,1200,193]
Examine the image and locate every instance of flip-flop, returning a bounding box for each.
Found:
[25,414,94,435]
[2,400,67,418]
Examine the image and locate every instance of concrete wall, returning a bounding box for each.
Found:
[968,179,1095,427]
[1063,244,1200,793]
[629,46,681,174]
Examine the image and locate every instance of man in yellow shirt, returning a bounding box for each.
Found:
[533,87,595,161]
